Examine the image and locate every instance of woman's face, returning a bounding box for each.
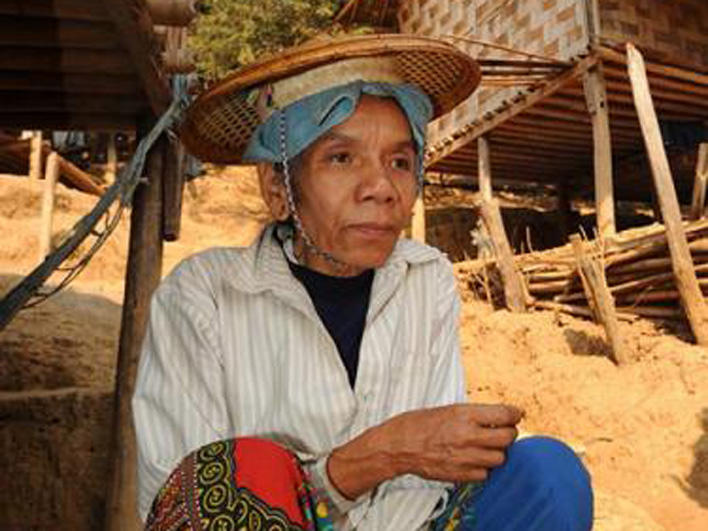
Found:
[290,95,419,276]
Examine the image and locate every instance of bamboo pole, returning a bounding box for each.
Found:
[570,234,626,364]
[28,131,42,180]
[106,134,118,185]
[626,43,708,345]
[478,135,492,202]
[411,193,426,243]
[105,136,166,531]
[583,64,616,238]
[690,143,708,221]
[38,152,60,262]
[479,199,527,312]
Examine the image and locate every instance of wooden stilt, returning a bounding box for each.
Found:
[583,63,616,238]
[411,193,426,243]
[38,152,60,262]
[105,135,166,531]
[162,137,186,242]
[627,43,708,346]
[570,234,627,365]
[106,133,118,185]
[479,199,527,312]
[690,143,708,221]
[29,131,43,181]
[478,135,492,202]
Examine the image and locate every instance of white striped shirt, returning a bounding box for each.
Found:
[133,224,467,529]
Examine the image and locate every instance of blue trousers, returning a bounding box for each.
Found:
[432,437,593,530]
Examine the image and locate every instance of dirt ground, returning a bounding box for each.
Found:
[1,168,707,529]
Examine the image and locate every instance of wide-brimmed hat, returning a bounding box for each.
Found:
[180,34,481,164]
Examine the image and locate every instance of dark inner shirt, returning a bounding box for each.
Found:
[287,259,374,388]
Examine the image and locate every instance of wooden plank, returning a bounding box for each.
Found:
[0,48,135,74]
[570,234,626,365]
[106,135,166,531]
[478,135,492,202]
[601,46,708,86]
[0,71,140,95]
[59,157,105,196]
[0,91,146,115]
[584,64,616,238]
[101,0,171,116]
[479,199,527,312]
[690,144,708,221]
[426,55,599,166]
[0,0,109,20]
[38,152,60,262]
[0,17,120,48]
[627,43,708,346]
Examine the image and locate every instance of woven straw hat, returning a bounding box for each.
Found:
[180,34,481,164]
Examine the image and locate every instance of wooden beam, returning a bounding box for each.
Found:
[0,17,120,48]
[0,112,136,131]
[478,135,492,201]
[0,91,147,115]
[58,157,105,196]
[0,0,109,21]
[601,46,708,86]
[100,0,171,116]
[479,199,527,312]
[0,71,140,95]
[39,152,60,262]
[570,234,626,364]
[106,135,166,531]
[0,48,135,74]
[627,43,708,346]
[690,144,708,221]
[584,63,616,238]
[426,55,599,166]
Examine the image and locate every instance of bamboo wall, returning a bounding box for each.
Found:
[398,0,591,144]
[398,0,708,145]
[598,0,708,70]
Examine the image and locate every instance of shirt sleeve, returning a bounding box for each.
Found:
[132,260,231,520]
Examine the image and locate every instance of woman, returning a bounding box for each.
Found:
[133,35,592,530]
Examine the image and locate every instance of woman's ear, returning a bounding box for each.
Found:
[257,162,290,221]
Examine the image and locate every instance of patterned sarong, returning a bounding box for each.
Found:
[146,437,335,530]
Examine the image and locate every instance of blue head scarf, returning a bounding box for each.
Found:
[242,81,433,182]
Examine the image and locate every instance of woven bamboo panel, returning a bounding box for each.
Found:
[599,0,708,70]
[399,0,591,144]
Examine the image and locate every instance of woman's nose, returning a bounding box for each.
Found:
[356,159,396,203]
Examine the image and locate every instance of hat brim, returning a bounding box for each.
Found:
[180,34,481,164]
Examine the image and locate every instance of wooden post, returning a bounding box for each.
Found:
[583,63,616,238]
[478,135,492,202]
[29,131,43,180]
[105,136,166,531]
[479,199,527,312]
[570,234,627,365]
[106,133,118,185]
[162,137,185,241]
[690,143,708,221]
[411,193,426,243]
[38,152,60,261]
[627,43,708,346]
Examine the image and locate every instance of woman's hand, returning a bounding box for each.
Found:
[327,403,523,500]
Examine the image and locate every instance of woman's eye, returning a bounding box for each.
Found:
[391,157,413,171]
[329,152,351,165]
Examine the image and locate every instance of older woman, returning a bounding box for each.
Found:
[133,35,592,530]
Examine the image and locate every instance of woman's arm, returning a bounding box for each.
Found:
[327,403,522,499]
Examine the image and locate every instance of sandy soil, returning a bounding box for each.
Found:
[1,168,706,529]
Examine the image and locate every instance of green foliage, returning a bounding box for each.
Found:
[189,0,346,81]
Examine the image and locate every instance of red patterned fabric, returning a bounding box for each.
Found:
[145,437,334,531]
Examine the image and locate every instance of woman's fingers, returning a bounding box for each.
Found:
[469,403,524,428]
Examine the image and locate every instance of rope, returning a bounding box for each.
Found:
[0,75,192,331]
